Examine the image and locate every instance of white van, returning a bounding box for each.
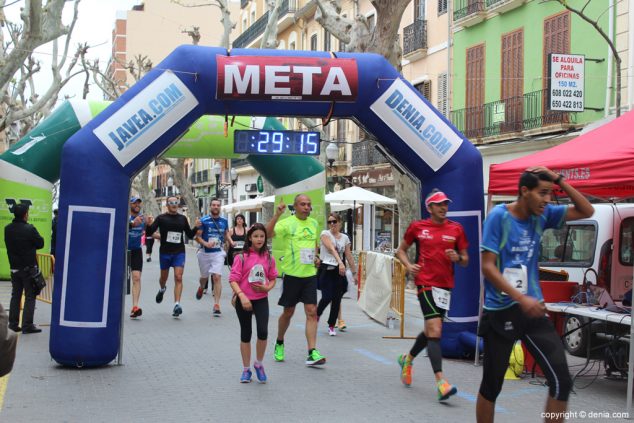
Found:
[539,203,634,355]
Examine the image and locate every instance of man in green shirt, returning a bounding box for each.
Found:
[266,194,326,366]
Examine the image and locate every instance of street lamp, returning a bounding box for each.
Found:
[325,142,338,168]
[229,167,238,203]
[230,167,238,186]
[212,162,221,198]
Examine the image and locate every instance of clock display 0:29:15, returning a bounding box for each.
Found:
[233,130,321,156]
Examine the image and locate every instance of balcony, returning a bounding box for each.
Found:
[403,20,427,61]
[352,140,389,167]
[486,0,525,14]
[453,0,486,27]
[450,89,576,142]
[232,0,299,49]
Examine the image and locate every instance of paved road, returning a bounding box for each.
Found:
[0,246,631,422]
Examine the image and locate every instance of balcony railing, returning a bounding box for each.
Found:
[453,0,485,21]
[233,0,298,49]
[450,89,575,140]
[403,20,427,57]
[352,140,389,167]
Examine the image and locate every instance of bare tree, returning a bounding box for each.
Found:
[171,0,236,48]
[0,0,88,139]
[544,0,622,116]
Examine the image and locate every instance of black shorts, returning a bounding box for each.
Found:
[278,275,318,307]
[478,304,572,402]
[417,286,450,320]
[129,248,143,272]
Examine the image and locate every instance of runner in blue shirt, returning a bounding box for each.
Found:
[195,198,231,316]
[128,197,145,318]
[477,167,594,423]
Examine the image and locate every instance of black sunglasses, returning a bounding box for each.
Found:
[327,220,338,224]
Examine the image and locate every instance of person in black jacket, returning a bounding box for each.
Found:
[145,196,199,317]
[4,203,45,334]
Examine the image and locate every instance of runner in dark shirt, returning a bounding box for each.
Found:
[145,196,199,317]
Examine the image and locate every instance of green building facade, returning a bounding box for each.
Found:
[451,0,611,142]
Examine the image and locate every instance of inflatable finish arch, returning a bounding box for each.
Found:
[51,46,483,366]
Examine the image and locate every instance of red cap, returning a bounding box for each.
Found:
[425,191,452,207]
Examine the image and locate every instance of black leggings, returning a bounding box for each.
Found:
[145,237,154,255]
[479,307,572,402]
[316,265,347,327]
[235,297,269,343]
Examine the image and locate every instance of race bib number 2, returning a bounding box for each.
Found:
[502,265,528,295]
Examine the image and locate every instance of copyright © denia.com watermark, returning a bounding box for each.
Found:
[542,411,629,420]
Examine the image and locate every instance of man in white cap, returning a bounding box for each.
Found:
[395,189,469,401]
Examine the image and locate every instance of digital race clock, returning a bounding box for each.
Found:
[233,130,321,156]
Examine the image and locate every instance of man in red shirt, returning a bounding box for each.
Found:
[395,189,469,401]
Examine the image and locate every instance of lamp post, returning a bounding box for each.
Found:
[229,167,238,203]
[212,161,221,198]
[325,142,338,169]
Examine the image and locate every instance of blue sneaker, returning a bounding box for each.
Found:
[172,304,182,317]
[240,368,252,383]
[254,363,267,383]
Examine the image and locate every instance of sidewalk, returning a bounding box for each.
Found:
[0,247,631,422]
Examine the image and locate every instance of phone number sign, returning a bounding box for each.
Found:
[549,53,584,112]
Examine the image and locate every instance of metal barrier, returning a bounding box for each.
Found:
[358,251,414,339]
[36,253,54,304]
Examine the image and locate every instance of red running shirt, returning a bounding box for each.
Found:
[403,219,468,289]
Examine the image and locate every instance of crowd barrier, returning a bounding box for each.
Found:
[36,253,54,304]
[358,251,414,339]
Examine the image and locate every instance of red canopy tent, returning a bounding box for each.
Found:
[488,110,634,199]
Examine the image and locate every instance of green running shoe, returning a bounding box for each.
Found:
[274,343,285,362]
[306,349,326,366]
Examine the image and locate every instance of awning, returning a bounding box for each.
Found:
[221,195,274,213]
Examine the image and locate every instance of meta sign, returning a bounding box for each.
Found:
[216,55,358,102]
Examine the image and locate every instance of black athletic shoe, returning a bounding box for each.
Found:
[22,325,42,334]
[156,288,165,303]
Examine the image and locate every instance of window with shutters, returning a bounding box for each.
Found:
[324,30,331,51]
[466,44,485,138]
[415,0,426,20]
[438,0,447,15]
[543,11,570,123]
[501,28,524,133]
[415,81,432,101]
[310,34,318,51]
[437,73,448,117]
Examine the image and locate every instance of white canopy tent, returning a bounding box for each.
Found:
[221,195,274,214]
[325,186,397,251]
[324,186,397,206]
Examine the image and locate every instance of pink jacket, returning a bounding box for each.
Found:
[229,250,278,300]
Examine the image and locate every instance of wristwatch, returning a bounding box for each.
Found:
[555,174,565,185]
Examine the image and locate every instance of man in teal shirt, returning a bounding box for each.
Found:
[266,194,325,366]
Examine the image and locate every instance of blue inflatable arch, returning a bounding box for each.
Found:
[51,46,483,366]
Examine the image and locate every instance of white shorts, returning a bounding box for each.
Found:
[197,250,225,277]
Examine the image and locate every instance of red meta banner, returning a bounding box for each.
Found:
[216,55,358,102]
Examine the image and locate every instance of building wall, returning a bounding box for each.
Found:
[401,0,450,116]
[452,0,608,125]
[124,0,240,87]
[616,0,632,111]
